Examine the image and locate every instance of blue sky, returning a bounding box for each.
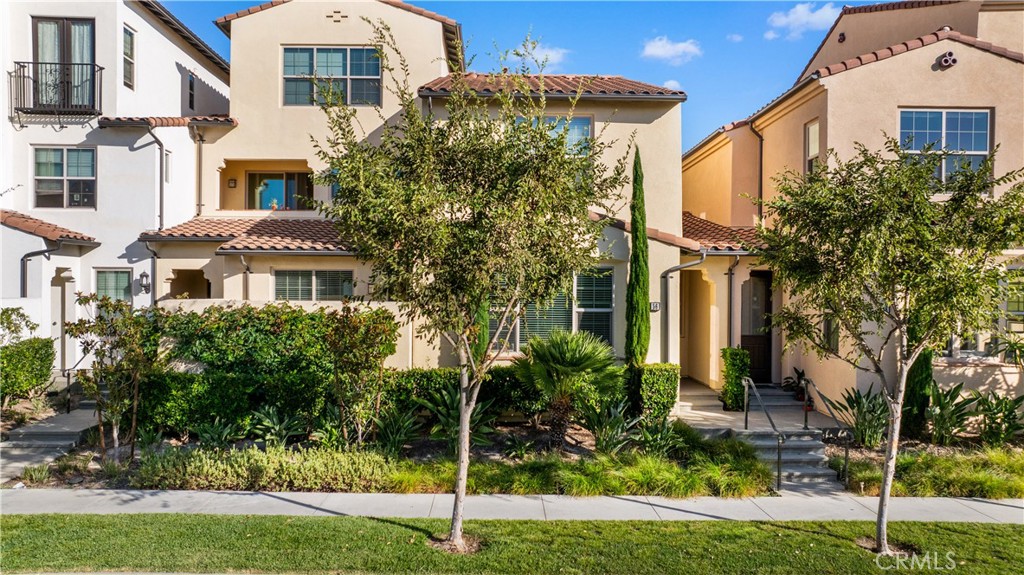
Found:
[165,1,870,150]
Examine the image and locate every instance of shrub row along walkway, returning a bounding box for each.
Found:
[2,489,1021,523]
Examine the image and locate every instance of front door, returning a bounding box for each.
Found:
[741,272,772,383]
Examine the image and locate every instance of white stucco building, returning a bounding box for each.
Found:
[1,0,230,371]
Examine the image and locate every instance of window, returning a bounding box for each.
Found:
[275,270,353,301]
[900,109,990,181]
[805,120,820,173]
[34,147,96,207]
[282,46,381,106]
[122,26,135,89]
[822,315,839,353]
[188,72,195,110]
[96,270,131,301]
[488,269,614,353]
[163,151,171,183]
[246,172,313,210]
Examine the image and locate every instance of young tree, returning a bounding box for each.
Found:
[756,139,1024,554]
[313,24,629,551]
[66,295,164,463]
[625,147,650,412]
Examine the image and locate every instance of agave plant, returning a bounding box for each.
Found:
[971,390,1024,446]
[822,385,889,448]
[513,330,624,448]
[579,399,641,456]
[926,381,976,446]
[251,405,304,447]
[372,406,421,456]
[417,384,496,453]
[193,417,245,450]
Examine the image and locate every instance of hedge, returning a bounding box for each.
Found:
[0,337,55,407]
[636,363,679,421]
[720,347,750,411]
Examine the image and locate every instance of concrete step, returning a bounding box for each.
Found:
[778,480,848,495]
[755,452,830,466]
[1,439,79,449]
[735,429,822,442]
[776,465,841,482]
[4,408,98,448]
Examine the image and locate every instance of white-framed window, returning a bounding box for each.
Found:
[34,147,96,208]
[900,109,990,182]
[488,269,614,354]
[164,150,171,183]
[95,269,132,301]
[282,46,381,106]
[274,270,354,301]
[188,72,195,110]
[805,119,820,173]
[822,314,839,353]
[122,25,135,90]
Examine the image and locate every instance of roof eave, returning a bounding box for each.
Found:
[214,249,356,256]
[138,0,230,76]
[418,89,687,102]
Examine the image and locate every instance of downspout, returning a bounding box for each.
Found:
[239,255,251,301]
[659,251,707,363]
[726,255,741,347]
[21,241,63,297]
[189,125,205,217]
[749,122,765,220]
[146,126,166,230]
[144,241,158,306]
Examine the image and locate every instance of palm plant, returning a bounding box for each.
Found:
[926,381,977,446]
[513,330,623,448]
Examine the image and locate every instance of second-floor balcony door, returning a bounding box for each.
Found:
[33,17,95,111]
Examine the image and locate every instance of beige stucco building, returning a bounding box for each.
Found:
[140,0,688,370]
[680,1,1024,401]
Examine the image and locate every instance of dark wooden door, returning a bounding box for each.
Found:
[741,272,773,383]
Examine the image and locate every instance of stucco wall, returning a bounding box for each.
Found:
[681,135,732,224]
[798,2,981,82]
[978,4,1024,52]
[757,85,827,207]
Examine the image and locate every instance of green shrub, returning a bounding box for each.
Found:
[635,363,679,421]
[193,417,246,449]
[480,365,546,417]
[417,384,497,452]
[140,371,254,436]
[134,446,395,491]
[926,381,976,446]
[971,391,1024,446]
[21,464,51,485]
[384,368,459,415]
[251,405,305,447]
[839,448,1024,498]
[719,347,749,411]
[902,347,933,439]
[0,337,55,408]
[578,399,640,455]
[636,417,683,458]
[372,406,421,456]
[823,385,889,448]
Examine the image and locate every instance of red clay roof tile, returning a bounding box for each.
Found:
[98,116,237,128]
[681,212,759,252]
[1,210,98,244]
[141,217,352,253]
[420,73,687,101]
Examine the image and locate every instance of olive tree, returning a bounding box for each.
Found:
[313,23,629,551]
[756,139,1024,553]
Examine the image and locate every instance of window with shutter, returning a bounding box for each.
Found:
[275,270,313,301]
[519,293,572,347]
[316,270,354,301]
[576,270,613,345]
[96,270,131,301]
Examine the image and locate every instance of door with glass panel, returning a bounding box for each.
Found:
[32,18,95,111]
[741,272,773,383]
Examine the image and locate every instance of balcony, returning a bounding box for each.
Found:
[10,61,103,116]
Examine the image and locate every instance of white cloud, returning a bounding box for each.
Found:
[533,43,569,68]
[766,2,841,40]
[663,80,682,90]
[641,36,702,65]
[726,33,744,43]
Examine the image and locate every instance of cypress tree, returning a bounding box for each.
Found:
[625,148,650,413]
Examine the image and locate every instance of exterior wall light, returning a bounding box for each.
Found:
[139,271,151,294]
[228,178,237,188]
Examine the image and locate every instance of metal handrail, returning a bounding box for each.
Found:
[62,354,90,414]
[742,376,786,492]
[802,377,854,488]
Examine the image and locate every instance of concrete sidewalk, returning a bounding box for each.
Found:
[1,489,1021,523]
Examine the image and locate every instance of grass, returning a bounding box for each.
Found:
[834,447,1024,497]
[3,514,1022,574]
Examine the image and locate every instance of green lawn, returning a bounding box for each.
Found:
[3,514,1022,574]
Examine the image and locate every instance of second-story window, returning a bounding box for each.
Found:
[246,172,313,210]
[123,26,135,89]
[805,119,820,173]
[188,72,195,110]
[282,47,381,107]
[34,147,96,208]
[32,18,96,111]
[900,109,990,181]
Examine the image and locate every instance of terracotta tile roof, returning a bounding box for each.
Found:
[590,212,701,252]
[813,30,1024,78]
[141,217,352,254]
[98,116,237,128]
[1,210,98,245]
[681,212,759,252]
[840,1,961,16]
[214,0,464,71]
[137,1,229,75]
[420,73,688,101]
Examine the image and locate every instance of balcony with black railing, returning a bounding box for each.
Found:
[11,62,103,116]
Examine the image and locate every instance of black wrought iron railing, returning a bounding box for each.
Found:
[11,61,103,115]
[742,376,786,492]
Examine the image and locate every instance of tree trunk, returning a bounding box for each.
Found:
[548,395,572,448]
[448,345,474,551]
[876,332,910,555]
[111,417,121,465]
[128,373,141,460]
